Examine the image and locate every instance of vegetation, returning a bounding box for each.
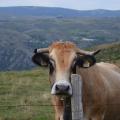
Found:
[1,7,120,17]
[95,42,120,67]
[0,68,54,120]
[0,8,120,70]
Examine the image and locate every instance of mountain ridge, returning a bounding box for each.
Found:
[0,7,120,71]
[0,6,120,17]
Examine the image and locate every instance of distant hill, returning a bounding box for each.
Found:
[0,6,120,17]
[0,7,120,71]
[94,42,120,67]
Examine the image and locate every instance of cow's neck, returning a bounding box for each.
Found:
[76,65,100,82]
[76,65,104,93]
[76,65,107,114]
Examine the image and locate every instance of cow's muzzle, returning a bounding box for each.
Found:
[51,80,72,96]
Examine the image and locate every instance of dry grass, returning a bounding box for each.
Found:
[0,68,54,120]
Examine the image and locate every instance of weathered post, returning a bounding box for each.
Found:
[71,74,83,120]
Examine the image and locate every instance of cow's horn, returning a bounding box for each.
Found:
[77,49,101,56]
[34,48,49,53]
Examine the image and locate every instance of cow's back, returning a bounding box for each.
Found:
[97,62,120,120]
[78,62,120,120]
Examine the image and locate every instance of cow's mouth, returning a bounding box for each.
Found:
[58,95,69,101]
[52,91,72,96]
[55,91,72,96]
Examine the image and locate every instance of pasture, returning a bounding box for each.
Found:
[0,68,54,120]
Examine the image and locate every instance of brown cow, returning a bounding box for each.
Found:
[32,41,120,120]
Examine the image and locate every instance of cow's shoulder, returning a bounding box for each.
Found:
[96,62,120,73]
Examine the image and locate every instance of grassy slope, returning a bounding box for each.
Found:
[95,42,120,67]
[0,42,120,120]
[0,68,54,120]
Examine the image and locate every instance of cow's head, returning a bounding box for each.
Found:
[32,42,100,96]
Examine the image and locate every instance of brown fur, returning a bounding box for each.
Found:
[49,41,76,52]
[78,63,120,120]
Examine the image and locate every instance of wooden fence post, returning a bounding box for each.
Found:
[71,74,83,120]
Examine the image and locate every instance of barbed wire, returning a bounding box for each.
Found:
[0,102,120,108]
[0,104,62,107]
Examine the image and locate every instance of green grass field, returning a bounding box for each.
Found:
[95,42,120,67]
[0,42,120,120]
[0,68,54,120]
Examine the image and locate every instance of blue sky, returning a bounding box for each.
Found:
[0,0,120,10]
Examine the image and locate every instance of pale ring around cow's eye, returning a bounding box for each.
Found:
[72,56,78,65]
[72,60,76,67]
[49,59,55,66]
[49,58,55,74]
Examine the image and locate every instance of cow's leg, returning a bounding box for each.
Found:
[52,96,64,120]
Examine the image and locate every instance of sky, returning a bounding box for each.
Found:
[0,0,120,10]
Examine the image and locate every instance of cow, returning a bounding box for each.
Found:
[32,41,120,120]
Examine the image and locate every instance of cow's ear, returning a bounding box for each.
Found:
[76,55,96,68]
[32,52,49,67]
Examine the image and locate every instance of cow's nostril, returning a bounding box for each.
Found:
[65,86,69,91]
[55,85,69,92]
[56,85,59,91]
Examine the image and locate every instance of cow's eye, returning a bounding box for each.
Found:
[49,59,55,74]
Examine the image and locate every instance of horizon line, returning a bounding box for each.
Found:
[0,5,120,11]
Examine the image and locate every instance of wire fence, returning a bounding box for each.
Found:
[0,82,120,120]
[1,102,120,107]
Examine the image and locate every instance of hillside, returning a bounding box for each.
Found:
[0,42,120,120]
[0,7,120,17]
[95,42,120,67]
[0,68,54,120]
[0,7,120,70]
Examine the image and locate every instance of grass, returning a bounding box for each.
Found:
[0,68,54,120]
[95,42,120,67]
